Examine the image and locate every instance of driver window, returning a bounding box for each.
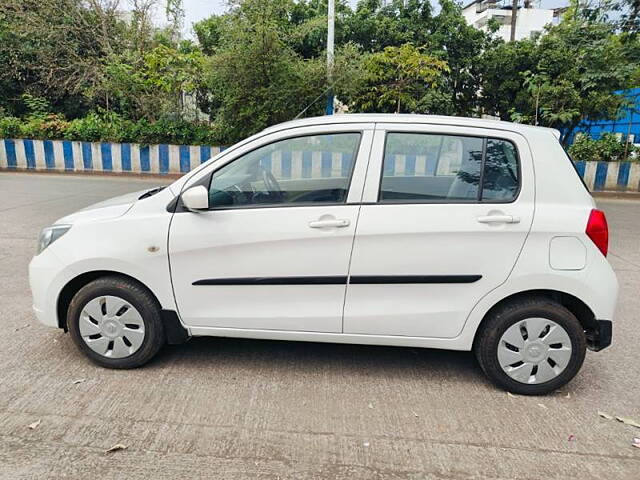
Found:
[209,133,361,208]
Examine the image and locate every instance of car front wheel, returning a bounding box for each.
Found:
[474,297,587,395]
[68,276,165,369]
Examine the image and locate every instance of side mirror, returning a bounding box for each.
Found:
[181,185,209,212]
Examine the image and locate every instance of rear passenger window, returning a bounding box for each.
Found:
[482,139,519,201]
[379,133,519,203]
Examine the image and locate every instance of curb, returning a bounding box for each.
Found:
[592,191,640,200]
[0,167,183,180]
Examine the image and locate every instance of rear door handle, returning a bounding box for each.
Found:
[477,215,520,224]
[309,219,350,228]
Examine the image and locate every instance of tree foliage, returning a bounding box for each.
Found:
[0,0,637,149]
[0,0,128,116]
[568,132,637,162]
[530,2,634,140]
[347,44,448,113]
[199,0,328,143]
[478,0,637,144]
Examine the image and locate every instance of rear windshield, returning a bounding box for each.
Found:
[558,137,590,194]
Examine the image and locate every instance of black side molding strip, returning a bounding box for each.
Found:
[193,276,348,286]
[350,275,482,284]
[192,275,481,286]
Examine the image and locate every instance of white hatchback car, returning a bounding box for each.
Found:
[29,115,617,395]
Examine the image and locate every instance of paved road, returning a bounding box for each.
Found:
[0,172,639,479]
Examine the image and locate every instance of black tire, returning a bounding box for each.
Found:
[474,296,586,395]
[68,276,165,369]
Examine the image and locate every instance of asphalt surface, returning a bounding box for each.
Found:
[0,171,639,479]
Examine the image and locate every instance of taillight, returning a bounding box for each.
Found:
[586,209,608,257]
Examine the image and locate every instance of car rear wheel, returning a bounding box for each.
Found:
[68,276,165,369]
[474,297,586,395]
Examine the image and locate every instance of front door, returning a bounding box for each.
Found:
[169,127,373,332]
[343,124,535,338]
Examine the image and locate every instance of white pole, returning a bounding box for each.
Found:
[326,0,335,114]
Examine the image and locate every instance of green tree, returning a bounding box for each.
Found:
[568,132,637,162]
[200,0,328,144]
[534,2,635,142]
[193,15,226,55]
[0,0,129,117]
[347,44,448,113]
[340,0,493,115]
[477,39,540,120]
[424,0,496,116]
[287,0,354,59]
[343,0,426,52]
[165,0,184,42]
[618,0,640,33]
[87,44,206,121]
[479,1,637,143]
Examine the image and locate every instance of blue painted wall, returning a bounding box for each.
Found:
[566,88,640,145]
[1,138,639,192]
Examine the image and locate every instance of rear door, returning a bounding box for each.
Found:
[343,123,535,338]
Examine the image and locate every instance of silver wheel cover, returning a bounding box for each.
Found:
[79,296,145,358]
[497,318,572,385]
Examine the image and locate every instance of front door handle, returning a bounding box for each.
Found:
[309,219,350,228]
[477,215,520,224]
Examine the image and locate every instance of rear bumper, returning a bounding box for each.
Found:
[586,320,612,352]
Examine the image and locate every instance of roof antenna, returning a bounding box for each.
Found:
[294,85,334,120]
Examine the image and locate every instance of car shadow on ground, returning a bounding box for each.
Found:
[150,336,487,386]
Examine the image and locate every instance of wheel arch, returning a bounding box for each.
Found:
[56,270,162,331]
[472,289,597,350]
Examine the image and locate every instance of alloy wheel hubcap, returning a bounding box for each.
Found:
[497,318,572,384]
[79,296,145,358]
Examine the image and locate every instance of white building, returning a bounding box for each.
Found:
[462,0,560,42]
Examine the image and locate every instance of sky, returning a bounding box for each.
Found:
[136,0,570,39]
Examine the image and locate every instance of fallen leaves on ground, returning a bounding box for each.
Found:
[616,416,640,429]
[105,444,127,454]
[599,411,640,428]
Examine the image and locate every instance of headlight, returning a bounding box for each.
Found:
[36,225,72,255]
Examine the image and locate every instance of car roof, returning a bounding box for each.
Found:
[263,114,559,137]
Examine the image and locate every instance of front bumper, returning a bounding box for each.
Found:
[29,249,70,328]
[586,320,612,352]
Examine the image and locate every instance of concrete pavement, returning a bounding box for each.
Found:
[0,172,639,479]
